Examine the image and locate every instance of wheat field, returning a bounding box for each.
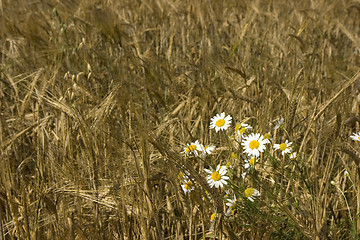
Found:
[1,0,360,239]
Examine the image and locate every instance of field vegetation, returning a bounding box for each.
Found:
[0,0,360,239]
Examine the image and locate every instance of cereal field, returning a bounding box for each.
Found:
[0,0,360,239]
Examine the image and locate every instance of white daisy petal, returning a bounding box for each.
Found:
[226,195,237,208]
[222,175,229,180]
[235,123,252,137]
[182,140,203,156]
[244,157,257,170]
[205,165,229,188]
[210,112,232,132]
[241,133,268,157]
[179,173,195,194]
[181,181,194,194]
[219,167,227,175]
[274,140,293,155]
[289,152,297,159]
[244,187,260,201]
[350,132,360,141]
[274,117,284,130]
[200,145,215,158]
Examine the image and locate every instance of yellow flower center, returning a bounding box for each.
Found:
[279,143,287,151]
[239,127,246,135]
[235,124,246,134]
[263,133,271,139]
[186,144,197,153]
[211,171,221,181]
[184,181,193,190]
[244,188,255,198]
[358,136,360,141]
[216,119,225,127]
[210,213,217,221]
[249,140,259,149]
[250,158,256,166]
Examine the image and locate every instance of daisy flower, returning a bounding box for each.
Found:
[274,118,284,130]
[226,195,237,208]
[209,212,217,231]
[244,188,260,202]
[241,133,269,157]
[182,140,203,156]
[289,152,297,160]
[263,132,272,141]
[235,123,252,136]
[200,145,215,158]
[210,212,217,222]
[204,165,229,188]
[181,180,194,194]
[242,157,257,179]
[274,117,284,130]
[210,112,232,132]
[274,140,292,155]
[244,156,257,170]
[350,132,360,141]
[225,195,237,216]
[179,171,195,194]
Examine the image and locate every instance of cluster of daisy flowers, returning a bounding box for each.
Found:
[178,112,360,226]
[182,140,215,158]
[179,112,301,222]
